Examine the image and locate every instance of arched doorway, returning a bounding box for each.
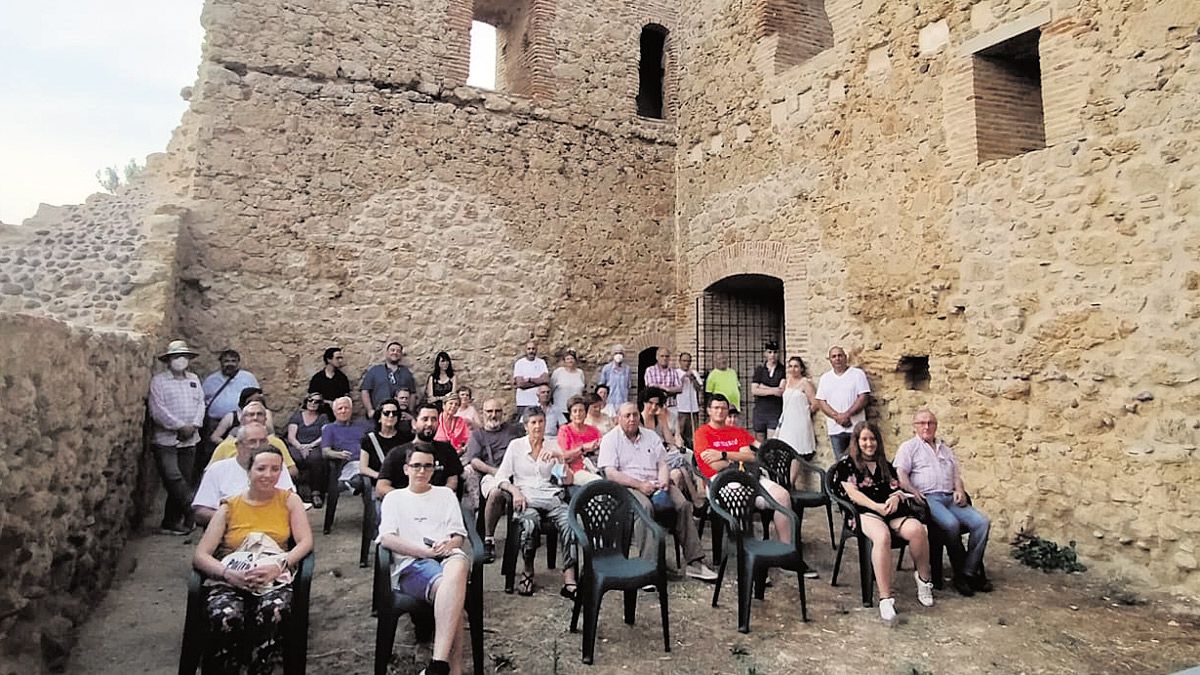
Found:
[696,274,785,425]
[637,346,658,398]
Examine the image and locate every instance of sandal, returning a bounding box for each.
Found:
[518,572,535,597]
[559,583,577,601]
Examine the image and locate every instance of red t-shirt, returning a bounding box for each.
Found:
[558,423,601,471]
[693,423,756,479]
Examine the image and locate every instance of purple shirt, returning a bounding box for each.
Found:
[321,420,367,459]
[894,436,960,495]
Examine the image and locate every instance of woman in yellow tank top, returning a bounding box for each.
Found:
[192,445,313,673]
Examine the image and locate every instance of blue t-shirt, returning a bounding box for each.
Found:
[202,370,259,420]
[321,420,368,459]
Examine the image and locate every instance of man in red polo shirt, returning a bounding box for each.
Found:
[694,394,794,546]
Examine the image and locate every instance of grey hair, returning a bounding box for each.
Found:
[234,421,268,443]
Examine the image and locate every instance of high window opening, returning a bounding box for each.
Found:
[472,0,547,98]
[761,0,833,72]
[897,355,931,391]
[972,28,1045,162]
[637,25,668,119]
[696,274,785,424]
[467,21,498,90]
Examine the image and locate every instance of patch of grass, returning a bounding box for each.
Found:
[1011,531,1087,573]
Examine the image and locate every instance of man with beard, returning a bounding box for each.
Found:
[360,341,417,420]
[461,398,518,562]
[200,349,259,466]
[377,401,463,496]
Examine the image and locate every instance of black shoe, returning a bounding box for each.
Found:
[952,575,976,597]
[312,494,324,509]
[967,574,994,593]
[482,539,496,564]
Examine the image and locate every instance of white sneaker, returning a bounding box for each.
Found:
[915,571,935,607]
[879,597,897,622]
[686,562,719,582]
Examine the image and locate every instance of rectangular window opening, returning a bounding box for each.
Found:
[467,20,498,90]
[972,28,1046,163]
[637,26,667,119]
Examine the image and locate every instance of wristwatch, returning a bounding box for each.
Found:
[720,451,728,461]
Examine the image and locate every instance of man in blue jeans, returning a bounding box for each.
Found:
[895,409,993,596]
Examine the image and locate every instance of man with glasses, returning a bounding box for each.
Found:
[461,398,518,562]
[377,402,464,497]
[360,341,417,420]
[192,423,295,526]
[208,400,300,480]
[377,444,469,675]
[895,409,993,596]
[815,345,871,460]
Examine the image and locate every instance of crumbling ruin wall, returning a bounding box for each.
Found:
[674,0,1200,595]
[175,0,678,405]
[0,155,187,671]
[0,318,158,673]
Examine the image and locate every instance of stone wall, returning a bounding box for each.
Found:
[674,0,1200,595]
[0,315,158,673]
[173,0,679,407]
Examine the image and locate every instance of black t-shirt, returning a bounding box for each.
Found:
[308,368,351,402]
[752,363,785,400]
[378,439,463,490]
[360,431,408,473]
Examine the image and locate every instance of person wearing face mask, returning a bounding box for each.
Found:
[148,340,207,535]
[595,344,631,411]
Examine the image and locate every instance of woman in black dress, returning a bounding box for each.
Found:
[832,421,935,622]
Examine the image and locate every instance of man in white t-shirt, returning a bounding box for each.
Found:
[814,345,871,460]
[675,351,703,448]
[377,445,469,675]
[192,423,295,525]
[512,340,549,419]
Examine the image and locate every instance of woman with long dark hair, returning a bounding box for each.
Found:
[425,351,458,405]
[831,421,934,623]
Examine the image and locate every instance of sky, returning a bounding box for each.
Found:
[0,7,494,225]
[0,1,205,224]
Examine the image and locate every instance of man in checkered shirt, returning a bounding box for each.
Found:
[148,339,206,535]
[642,347,683,423]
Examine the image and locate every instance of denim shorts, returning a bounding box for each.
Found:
[395,558,445,603]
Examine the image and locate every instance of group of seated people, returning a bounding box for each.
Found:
[186,379,992,673]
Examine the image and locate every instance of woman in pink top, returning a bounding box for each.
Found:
[435,395,470,453]
[557,395,601,484]
[455,386,481,429]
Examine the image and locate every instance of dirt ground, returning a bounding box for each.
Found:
[70,493,1199,675]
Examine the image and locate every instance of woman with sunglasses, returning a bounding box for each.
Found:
[286,392,330,507]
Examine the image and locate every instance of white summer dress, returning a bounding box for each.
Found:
[776,385,817,457]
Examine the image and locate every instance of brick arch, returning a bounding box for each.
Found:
[625,331,675,357]
[689,241,800,292]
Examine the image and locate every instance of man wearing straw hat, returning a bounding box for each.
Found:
[148,339,206,535]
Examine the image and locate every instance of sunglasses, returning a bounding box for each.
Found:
[380,409,400,417]
[306,398,321,404]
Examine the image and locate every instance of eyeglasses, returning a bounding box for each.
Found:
[407,463,436,471]
[380,409,400,417]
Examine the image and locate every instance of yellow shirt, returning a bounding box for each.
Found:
[208,434,297,469]
[221,490,293,552]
